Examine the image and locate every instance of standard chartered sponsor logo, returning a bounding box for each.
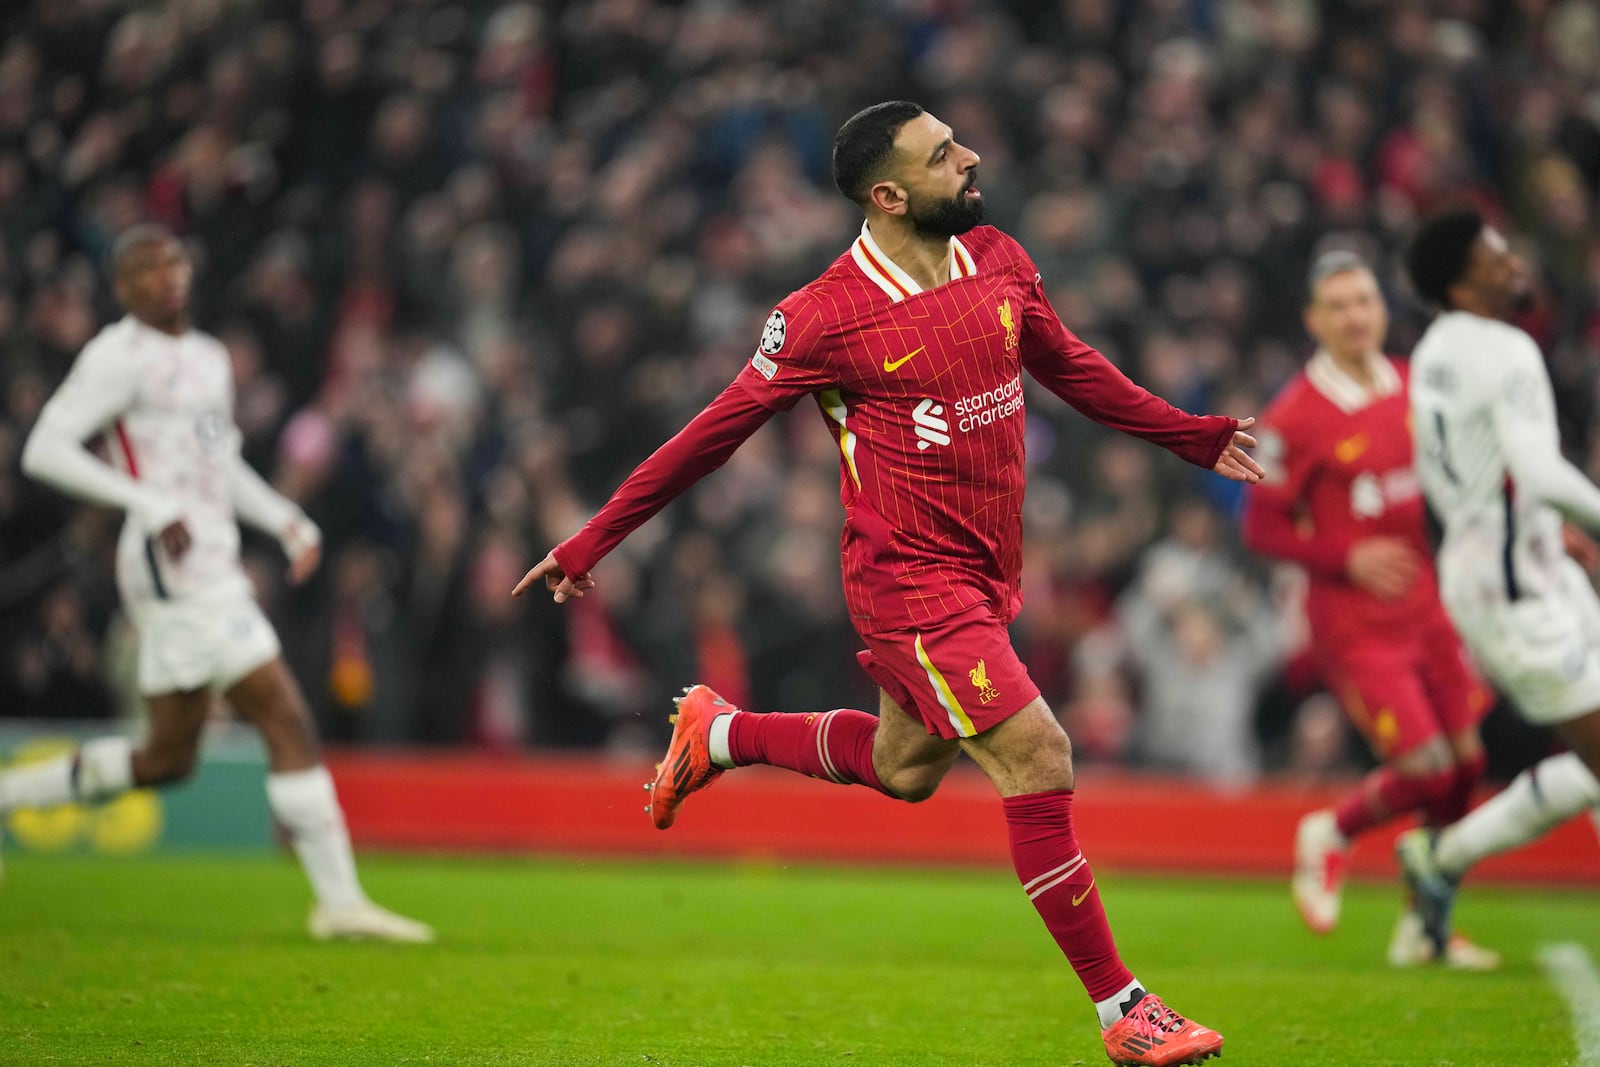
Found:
[954,375,1024,431]
[1349,467,1421,519]
[914,375,1024,449]
[913,399,951,450]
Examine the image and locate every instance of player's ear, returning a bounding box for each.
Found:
[868,179,909,217]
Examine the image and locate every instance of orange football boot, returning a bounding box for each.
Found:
[645,684,732,830]
[1103,994,1224,1066]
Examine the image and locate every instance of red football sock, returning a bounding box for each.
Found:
[1004,789,1134,1002]
[1333,764,1458,838]
[726,710,893,796]
[1424,751,1487,828]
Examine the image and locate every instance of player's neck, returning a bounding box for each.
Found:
[1325,347,1378,387]
[864,218,952,291]
[132,310,189,338]
[1450,297,1507,323]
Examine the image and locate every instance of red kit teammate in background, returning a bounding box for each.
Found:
[1241,251,1496,968]
[516,101,1262,1066]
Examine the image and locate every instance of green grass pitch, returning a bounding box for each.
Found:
[0,852,1593,1065]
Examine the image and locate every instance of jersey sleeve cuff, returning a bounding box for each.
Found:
[551,540,592,580]
[1198,415,1239,470]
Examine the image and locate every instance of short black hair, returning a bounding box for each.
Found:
[109,222,177,277]
[832,100,925,206]
[1407,209,1484,309]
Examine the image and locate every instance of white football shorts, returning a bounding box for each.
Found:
[128,589,282,696]
[1442,555,1600,726]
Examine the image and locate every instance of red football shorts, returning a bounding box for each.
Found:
[1319,613,1492,760]
[856,601,1041,740]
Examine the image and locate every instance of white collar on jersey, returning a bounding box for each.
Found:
[850,221,978,302]
[1305,348,1401,413]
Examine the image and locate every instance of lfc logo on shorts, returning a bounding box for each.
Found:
[969,659,1000,704]
[997,298,1019,352]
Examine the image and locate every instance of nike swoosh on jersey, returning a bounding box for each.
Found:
[1334,433,1369,463]
[1072,878,1096,906]
[883,346,925,372]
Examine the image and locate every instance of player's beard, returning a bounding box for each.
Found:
[909,184,985,237]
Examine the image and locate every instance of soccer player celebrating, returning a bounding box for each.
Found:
[516,101,1260,1066]
[1,225,432,943]
[1240,251,1498,968]
[1398,209,1600,952]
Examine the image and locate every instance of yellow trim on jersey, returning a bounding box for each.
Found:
[915,634,976,737]
[820,389,861,489]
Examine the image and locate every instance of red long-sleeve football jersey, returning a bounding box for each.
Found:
[554,223,1235,634]
[1241,351,1444,650]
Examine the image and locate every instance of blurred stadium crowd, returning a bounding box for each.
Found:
[1,0,1598,782]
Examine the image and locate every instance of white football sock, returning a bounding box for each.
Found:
[0,737,132,811]
[1095,976,1148,1029]
[0,754,73,812]
[708,713,737,769]
[1435,752,1600,877]
[266,766,366,911]
[77,737,134,799]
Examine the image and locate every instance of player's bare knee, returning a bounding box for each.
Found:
[1447,730,1485,765]
[962,700,1076,793]
[1025,752,1075,792]
[1027,709,1076,775]
[1393,738,1452,776]
[884,767,942,803]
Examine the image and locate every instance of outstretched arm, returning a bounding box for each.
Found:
[1019,284,1262,481]
[514,379,778,601]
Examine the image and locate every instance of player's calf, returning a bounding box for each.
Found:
[131,742,200,787]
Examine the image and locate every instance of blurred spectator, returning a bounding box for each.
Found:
[1111,500,1283,787]
[0,0,1596,775]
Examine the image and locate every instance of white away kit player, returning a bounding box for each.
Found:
[1,224,431,943]
[1399,209,1600,950]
